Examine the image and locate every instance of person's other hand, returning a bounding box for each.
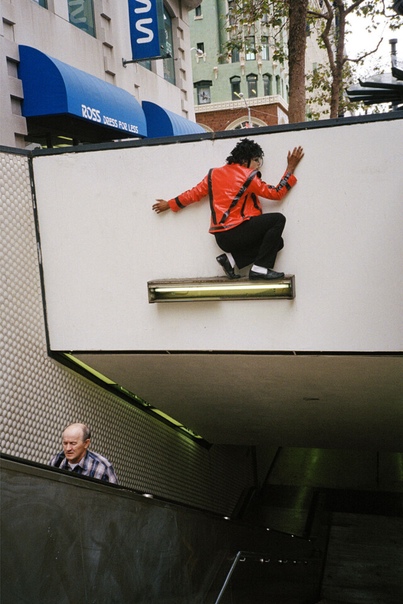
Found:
[152,199,170,213]
[286,146,304,173]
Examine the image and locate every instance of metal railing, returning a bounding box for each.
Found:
[214,549,311,604]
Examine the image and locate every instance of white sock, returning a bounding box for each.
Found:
[226,253,235,268]
[251,264,267,274]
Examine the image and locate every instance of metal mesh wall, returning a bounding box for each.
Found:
[0,150,254,515]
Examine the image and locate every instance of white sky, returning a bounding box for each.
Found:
[346,10,402,77]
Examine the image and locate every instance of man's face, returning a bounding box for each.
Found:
[250,156,263,169]
[62,426,90,464]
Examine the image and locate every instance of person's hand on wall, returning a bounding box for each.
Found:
[286,146,304,174]
[152,199,170,213]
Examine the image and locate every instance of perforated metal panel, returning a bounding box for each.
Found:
[0,150,254,514]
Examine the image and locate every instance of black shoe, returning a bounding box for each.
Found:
[249,268,285,280]
[216,254,241,279]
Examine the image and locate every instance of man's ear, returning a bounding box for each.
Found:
[84,439,90,450]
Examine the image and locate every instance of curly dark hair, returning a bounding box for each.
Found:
[226,138,264,166]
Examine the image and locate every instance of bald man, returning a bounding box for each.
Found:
[49,423,117,483]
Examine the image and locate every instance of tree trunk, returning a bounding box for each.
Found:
[327,0,348,118]
[287,0,308,123]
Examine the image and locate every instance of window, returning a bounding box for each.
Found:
[276,75,281,95]
[198,88,211,104]
[263,73,272,96]
[228,0,236,26]
[235,121,251,130]
[195,80,212,104]
[245,36,255,61]
[260,36,269,61]
[247,74,258,98]
[139,59,152,71]
[68,0,95,37]
[163,8,175,85]
[231,47,240,63]
[225,115,267,130]
[32,0,47,7]
[230,76,241,100]
[195,5,202,18]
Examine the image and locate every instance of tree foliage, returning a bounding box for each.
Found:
[307,0,400,117]
[223,0,288,62]
[305,60,362,119]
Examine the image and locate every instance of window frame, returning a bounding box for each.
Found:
[194,80,212,105]
[230,76,241,100]
[162,6,175,85]
[263,73,272,96]
[246,73,258,98]
[68,0,96,37]
[245,35,256,61]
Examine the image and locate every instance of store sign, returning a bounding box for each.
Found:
[81,104,139,134]
[128,0,168,61]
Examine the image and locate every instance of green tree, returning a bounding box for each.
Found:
[306,60,362,119]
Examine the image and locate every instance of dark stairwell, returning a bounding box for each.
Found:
[234,447,403,604]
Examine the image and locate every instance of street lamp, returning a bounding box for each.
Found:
[234,92,252,128]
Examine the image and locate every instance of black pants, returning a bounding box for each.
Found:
[214,213,286,270]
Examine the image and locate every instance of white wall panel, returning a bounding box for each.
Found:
[32,118,403,352]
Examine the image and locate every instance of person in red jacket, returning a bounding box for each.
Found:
[152,138,304,280]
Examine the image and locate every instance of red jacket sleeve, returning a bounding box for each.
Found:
[168,176,209,212]
[252,171,297,201]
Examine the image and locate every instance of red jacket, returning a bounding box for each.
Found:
[168,163,297,233]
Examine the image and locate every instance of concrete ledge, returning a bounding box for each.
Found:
[147,275,295,303]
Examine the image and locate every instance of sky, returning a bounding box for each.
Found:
[346,9,402,78]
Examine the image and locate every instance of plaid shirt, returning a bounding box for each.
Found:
[49,450,118,484]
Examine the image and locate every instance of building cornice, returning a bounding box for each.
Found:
[194,95,288,114]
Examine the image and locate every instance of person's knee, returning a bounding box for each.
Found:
[277,213,286,226]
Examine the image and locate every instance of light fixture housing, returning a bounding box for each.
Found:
[147,276,295,303]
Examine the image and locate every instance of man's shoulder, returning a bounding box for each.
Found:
[49,451,65,466]
[86,450,113,467]
[213,163,250,179]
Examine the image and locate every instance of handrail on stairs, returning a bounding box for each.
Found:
[214,550,279,604]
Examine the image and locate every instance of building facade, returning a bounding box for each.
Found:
[189,0,331,130]
[189,0,290,131]
[0,0,204,148]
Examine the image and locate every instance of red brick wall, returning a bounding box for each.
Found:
[195,103,285,132]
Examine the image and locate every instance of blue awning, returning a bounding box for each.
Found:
[18,46,147,139]
[142,101,205,137]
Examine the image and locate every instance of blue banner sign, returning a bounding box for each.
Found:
[128,0,168,61]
